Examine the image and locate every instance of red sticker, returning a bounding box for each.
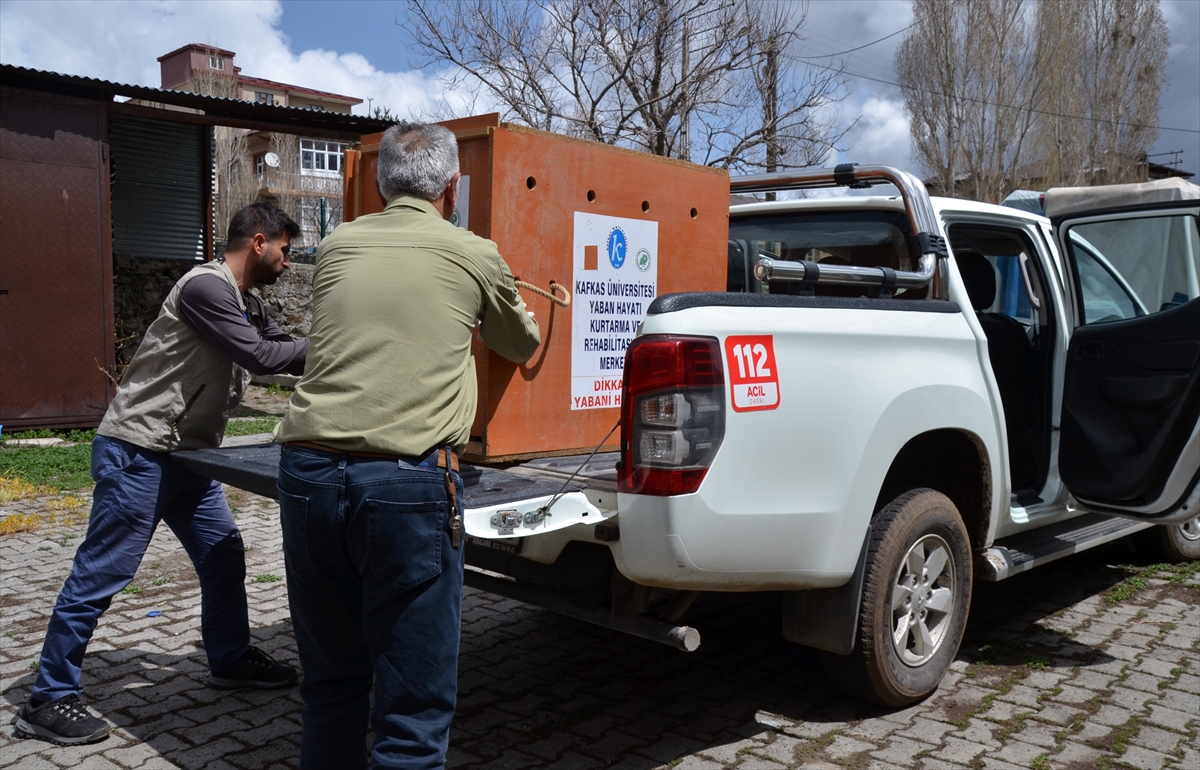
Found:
[725,335,781,412]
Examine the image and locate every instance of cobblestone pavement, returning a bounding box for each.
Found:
[1,486,1197,770]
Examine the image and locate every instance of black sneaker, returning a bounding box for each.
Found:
[207,646,297,690]
[13,694,111,746]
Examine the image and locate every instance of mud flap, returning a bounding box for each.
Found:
[781,528,871,655]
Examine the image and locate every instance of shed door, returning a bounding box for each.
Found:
[109,115,208,261]
[0,89,114,429]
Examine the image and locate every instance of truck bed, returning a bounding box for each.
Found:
[171,443,617,508]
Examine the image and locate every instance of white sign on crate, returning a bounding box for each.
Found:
[571,212,658,410]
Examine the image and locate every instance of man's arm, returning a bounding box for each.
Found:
[478,256,541,363]
[178,274,308,375]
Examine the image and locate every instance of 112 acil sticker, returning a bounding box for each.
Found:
[725,335,781,412]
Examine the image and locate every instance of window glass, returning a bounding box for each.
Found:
[727,209,920,297]
[1066,214,1199,324]
[299,139,347,176]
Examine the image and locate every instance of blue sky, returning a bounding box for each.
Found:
[2,0,1197,177]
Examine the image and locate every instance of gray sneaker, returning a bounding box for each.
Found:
[14,694,110,746]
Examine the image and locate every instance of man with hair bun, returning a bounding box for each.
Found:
[16,203,308,747]
[276,120,540,769]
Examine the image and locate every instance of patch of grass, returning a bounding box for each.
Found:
[0,445,93,491]
[1027,654,1050,670]
[1105,576,1146,603]
[266,382,290,396]
[120,585,143,595]
[251,574,283,583]
[0,513,42,537]
[995,710,1034,741]
[1,428,96,444]
[1031,753,1050,770]
[224,417,280,437]
[1105,561,1200,604]
[28,660,39,671]
[38,545,51,551]
[152,578,172,586]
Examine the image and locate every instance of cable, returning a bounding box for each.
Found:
[791,22,916,59]
[785,53,1200,135]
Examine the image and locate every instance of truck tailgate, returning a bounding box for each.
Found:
[171,443,603,539]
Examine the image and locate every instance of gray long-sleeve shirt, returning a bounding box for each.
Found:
[178,274,308,376]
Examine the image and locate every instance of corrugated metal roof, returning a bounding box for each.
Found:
[0,64,392,136]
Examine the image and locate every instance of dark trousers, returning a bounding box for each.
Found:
[278,445,465,770]
[32,435,249,702]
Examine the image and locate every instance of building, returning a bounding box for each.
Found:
[156,44,364,251]
[0,63,388,430]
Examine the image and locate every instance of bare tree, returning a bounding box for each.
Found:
[896,0,1045,203]
[1033,0,1168,187]
[403,0,847,172]
[897,0,1169,200]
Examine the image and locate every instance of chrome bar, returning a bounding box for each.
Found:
[730,165,940,238]
[755,254,937,289]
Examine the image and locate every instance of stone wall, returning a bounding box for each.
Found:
[256,263,314,338]
[113,257,315,368]
[113,256,193,366]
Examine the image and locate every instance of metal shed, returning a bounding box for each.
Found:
[0,65,390,430]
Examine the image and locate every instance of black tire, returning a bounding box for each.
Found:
[1132,516,1200,563]
[820,488,972,707]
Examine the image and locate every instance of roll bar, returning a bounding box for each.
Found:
[730,164,948,294]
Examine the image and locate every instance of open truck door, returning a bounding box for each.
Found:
[1049,179,1200,524]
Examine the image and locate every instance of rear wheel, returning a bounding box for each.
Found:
[1133,515,1200,563]
[820,488,972,707]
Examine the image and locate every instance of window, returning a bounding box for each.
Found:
[255,92,276,106]
[209,55,224,71]
[229,161,239,186]
[727,209,919,296]
[300,139,348,175]
[1065,214,1199,324]
[255,155,265,175]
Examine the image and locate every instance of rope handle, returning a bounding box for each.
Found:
[515,279,571,307]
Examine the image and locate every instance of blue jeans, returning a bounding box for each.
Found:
[278,445,465,770]
[32,435,250,702]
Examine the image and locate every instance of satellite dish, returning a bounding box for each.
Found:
[264,152,281,168]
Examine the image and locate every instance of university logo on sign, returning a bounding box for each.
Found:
[607,227,627,268]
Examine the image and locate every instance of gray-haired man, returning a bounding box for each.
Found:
[275,121,539,768]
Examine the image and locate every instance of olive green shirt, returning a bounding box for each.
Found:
[275,195,540,455]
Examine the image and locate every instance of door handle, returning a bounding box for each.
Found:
[1018,252,1041,310]
[1077,342,1102,361]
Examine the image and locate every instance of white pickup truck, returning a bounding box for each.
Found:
[178,165,1200,707]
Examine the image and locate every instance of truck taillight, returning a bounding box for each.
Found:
[619,336,726,496]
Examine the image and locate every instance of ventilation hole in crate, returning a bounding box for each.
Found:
[587,189,597,202]
[690,207,698,218]
[641,200,650,212]
[526,176,537,190]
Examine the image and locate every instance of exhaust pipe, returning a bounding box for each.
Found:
[463,568,701,652]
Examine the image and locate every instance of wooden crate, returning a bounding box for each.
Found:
[344,114,729,461]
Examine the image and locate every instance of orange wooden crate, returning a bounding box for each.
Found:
[344,114,729,461]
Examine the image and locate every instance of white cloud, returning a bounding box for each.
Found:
[0,0,446,117]
[840,96,913,168]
